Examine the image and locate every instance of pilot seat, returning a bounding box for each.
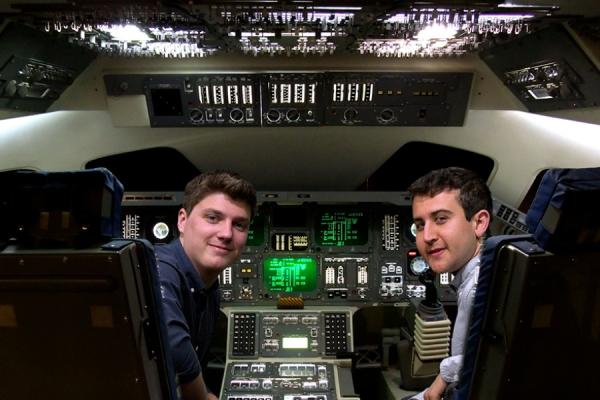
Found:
[0,168,177,400]
[454,167,600,400]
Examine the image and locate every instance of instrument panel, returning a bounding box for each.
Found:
[121,191,459,399]
[105,72,472,127]
[222,361,336,400]
[229,310,350,358]
[121,191,457,305]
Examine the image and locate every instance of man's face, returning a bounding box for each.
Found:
[178,192,251,275]
[412,189,488,274]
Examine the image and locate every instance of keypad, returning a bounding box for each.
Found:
[324,312,347,355]
[232,313,257,356]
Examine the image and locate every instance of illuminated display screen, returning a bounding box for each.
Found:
[282,337,308,349]
[246,214,265,246]
[316,209,368,246]
[263,257,318,293]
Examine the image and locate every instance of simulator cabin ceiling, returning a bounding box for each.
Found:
[2,1,599,59]
[1,1,599,197]
[1,1,600,118]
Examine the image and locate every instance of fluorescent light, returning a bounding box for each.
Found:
[416,24,458,41]
[312,6,362,10]
[384,14,412,24]
[498,2,539,8]
[478,13,534,21]
[97,24,152,42]
[228,32,276,37]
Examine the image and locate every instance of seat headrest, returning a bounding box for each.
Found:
[526,167,600,253]
[0,168,123,247]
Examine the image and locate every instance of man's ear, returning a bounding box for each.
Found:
[472,209,491,239]
[177,208,187,234]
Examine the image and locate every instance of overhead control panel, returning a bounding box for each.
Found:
[120,192,457,306]
[480,23,600,112]
[262,73,323,126]
[105,72,472,127]
[324,72,471,126]
[0,22,96,112]
[143,74,261,127]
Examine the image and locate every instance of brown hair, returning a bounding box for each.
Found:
[182,170,257,218]
[408,167,492,221]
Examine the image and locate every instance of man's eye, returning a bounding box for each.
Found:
[205,214,219,223]
[234,222,249,231]
[435,216,448,224]
[414,222,424,231]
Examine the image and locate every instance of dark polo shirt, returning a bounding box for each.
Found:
[156,239,221,384]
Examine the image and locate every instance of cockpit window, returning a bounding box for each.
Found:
[86,147,200,191]
[519,169,548,213]
[357,141,494,191]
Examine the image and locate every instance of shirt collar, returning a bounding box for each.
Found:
[450,254,480,291]
[170,238,220,294]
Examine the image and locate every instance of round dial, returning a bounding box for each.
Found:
[410,256,429,275]
[409,222,417,238]
[152,222,170,240]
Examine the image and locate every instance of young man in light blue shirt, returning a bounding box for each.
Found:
[408,167,492,400]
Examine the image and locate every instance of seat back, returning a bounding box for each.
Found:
[454,167,600,400]
[0,169,176,400]
[0,168,123,247]
[453,234,538,399]
[526,167,600,252]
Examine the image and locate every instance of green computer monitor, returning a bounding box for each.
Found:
[315,209,368,247]
[263,256,318,293]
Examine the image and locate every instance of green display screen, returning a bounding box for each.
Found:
[263,257,318,293]
[316,210,368,246]
[246,214,265,246]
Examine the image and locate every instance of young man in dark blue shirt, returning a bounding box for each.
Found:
[156,170,256,400]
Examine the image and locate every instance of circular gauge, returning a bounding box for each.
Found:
[410,256,429,275]
[152,222,170,240]
[410,222,417,238]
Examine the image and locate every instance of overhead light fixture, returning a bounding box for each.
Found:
[416,24,458,41]
[97,24,152,42]
[312,6,362,11]
[479,13,535,21]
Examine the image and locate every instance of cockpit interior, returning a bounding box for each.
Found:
[1,1,599,399]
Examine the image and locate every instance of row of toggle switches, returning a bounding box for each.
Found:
[225,395,327,400]
[263,315,319,325]
[230,378,328,391]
